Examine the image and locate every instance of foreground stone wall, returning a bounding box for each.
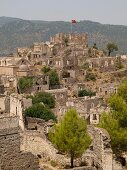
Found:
[0,117,40,170]
[21,130,69,166]
[87,126,113,170]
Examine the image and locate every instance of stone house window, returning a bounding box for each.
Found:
[48,60,53,65]
[37,87,41,91]
[114,88,117,93]
[5,60,7,65]
[64,79,68,83]
[105,91,108,95]
[49,61,53,65]
[16,107,17,115]
[99,88,102,92]
[93,114,97,120]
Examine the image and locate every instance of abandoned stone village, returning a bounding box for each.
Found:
[0,32,127,170]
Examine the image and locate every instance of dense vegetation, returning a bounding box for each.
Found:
[78,89,96,97]
[1,17,127,54]
[49,70,60,88]
[32,92,55,108]
[49,108,91,168]
[99,81,127,156]
[25,92,56,121]
[85,72,96,81]
[18,76,33,93]
[106,42,118,56]
[25,103,56,121]
[115,57,123,70]
[41,67,60,89]
[41,66,51,74]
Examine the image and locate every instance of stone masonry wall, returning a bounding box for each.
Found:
[88,126,113,170]
[0,117,40,170]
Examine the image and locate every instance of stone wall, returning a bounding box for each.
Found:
[86,57,117,72]
[20,130,69,166]
[45,88,68,106]
[50,33,88,47]
[0,95,6,113]
[10,94,24,130]
[0,116,19,129]
[88,126,113,170]
[0,117,40,170]
[0,66,18,76]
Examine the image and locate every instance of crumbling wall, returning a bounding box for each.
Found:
[10,94,24,130]
[88,126,113,170]
[21,130,69,166]
[0,117,40,170]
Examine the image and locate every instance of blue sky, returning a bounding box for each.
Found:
[0,0,127,25]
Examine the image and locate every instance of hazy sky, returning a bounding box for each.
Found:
[0,0,127,25]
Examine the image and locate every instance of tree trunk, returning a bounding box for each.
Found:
[108,51,111,56]
[70,153,74,168]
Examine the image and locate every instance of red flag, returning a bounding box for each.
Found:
[71,19,77,24]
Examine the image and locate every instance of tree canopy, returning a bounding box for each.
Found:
[41,66,51,74]
[25,103,56,121]
[99,81,127,156]
[106,42,118,56]
[93,43,98,50]
[49,108,92,168]
[117,80,127,103]
[49,70,60,88]
[18,76,33,93]
[31,92,55,108]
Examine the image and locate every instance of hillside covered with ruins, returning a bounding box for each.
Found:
[0,32,127,169]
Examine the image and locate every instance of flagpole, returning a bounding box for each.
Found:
[71,22,72,34]
[71,20,77,34]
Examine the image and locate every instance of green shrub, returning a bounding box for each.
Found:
[50,160,58,167]
[78,89,96,97]
[25,103,56,121]
[49,70,60,88]
[41,66,50,74]
[81,62,89,70]
[85,72,96,81]
[115,57,123,70]
[18,76,33,93]
[32,92,55,108]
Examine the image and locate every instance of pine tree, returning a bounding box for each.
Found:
[99,81,127,157]
[49,108,92,168]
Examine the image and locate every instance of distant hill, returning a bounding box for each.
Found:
[0,17,127,54]
[0,16,19,27]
